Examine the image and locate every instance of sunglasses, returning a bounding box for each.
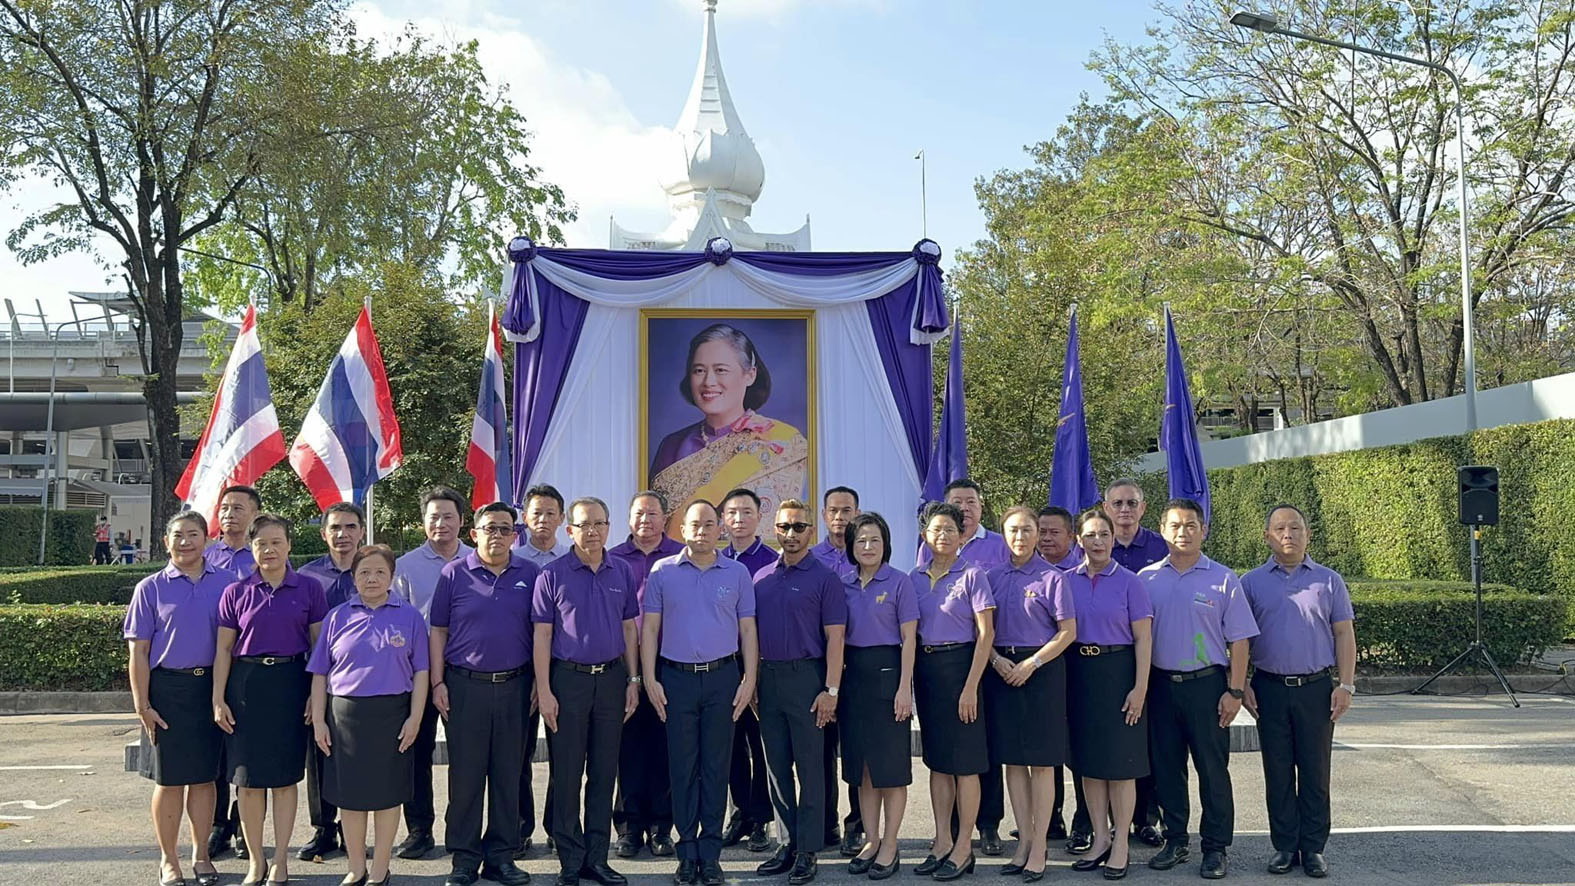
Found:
[1106,499,1142,508]
[774,522,813,534]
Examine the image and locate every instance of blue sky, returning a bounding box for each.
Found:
[1,0,1167,320]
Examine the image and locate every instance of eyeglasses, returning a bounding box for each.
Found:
[775,522,812,534]
[570,520,610,531]
[476,525,515,536]
[1106,499,1141,509]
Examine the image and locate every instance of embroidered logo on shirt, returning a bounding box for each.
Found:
[1024,588,1038,598]
[874,593,888,603]
[515,581,531,589]
[716,585,732,599]
[389,629,407,648]
[1192,592,1216,607]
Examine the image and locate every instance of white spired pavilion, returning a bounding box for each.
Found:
[610,0,811,252]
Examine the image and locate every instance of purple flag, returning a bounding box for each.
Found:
[923,315,968,501]
[1160,306,1210,521]
[1049,307,1099,512]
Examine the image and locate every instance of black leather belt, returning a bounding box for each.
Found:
[995,645,1044,656]
[1155,664,1224,682]
[1255,669,1332,687]
[449,664,527,683]
[156,666,210,676]
[921,642,970,654]
[553,658,623,675]
[236,654,302,666]
[761,657,821,668]
[1075,644,1133,657]
[661,655,738,673]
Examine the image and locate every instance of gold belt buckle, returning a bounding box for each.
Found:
[694,661,711,673]
[589,663,606,674]
[193,667,206,676]
[261,656,277,666]
[1080,646,1100,657]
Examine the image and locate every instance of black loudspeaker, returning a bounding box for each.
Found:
[1458,465,1499,526]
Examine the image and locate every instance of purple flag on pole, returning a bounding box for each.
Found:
[1160,306,1210,522]
[1049,307,1099,512]
[923,314,968,501]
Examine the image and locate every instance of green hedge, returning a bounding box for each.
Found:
[0,604,129,691]
[0,507,100,566]
[1,555,323,604]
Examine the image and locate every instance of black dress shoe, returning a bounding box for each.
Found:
[1022,868,1044,884]
[759,845,796,876]
[1267,851,1298,874]
[933,855,976,881]
[445,872,480,886]
[1200,849,1227,880]
[748,823,772,852]
[914,854,943,875]
[650,832,676,857]
[207,826,232,860]
[299,826,342,861]
[1066,833,1093,855]
[1301,853,1327,878]
[615,833,642,859]
[722,817,750,847]
[1072,848,1112,872]
[480,861,533,885]
[868,857,900,880]
[847,854,875,875]
[999,862,1024,876]
[980,829,1004,858]
[700,861,725,886]
[841,831,866,858]
[1147,843,1190,871]
[1136,826,1164,848]
[397,831,435,860]
[580,864,627,886]
[1048,821,1068,841]
[789,852,818,885]
[235,840,250,861]
[673,861,698,885]
[555,875,580,886]
[1101,864,1127,881]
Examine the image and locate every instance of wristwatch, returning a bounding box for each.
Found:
[628,675,643,685]
[1337,683,1355,696]
[1226,687,1245,700]
[826,686,839,698]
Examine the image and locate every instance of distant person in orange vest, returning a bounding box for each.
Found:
[95,517,113,565]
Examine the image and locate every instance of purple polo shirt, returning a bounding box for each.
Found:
[532,551,638,664]
[987,555,1076,647]
[751,554,848,661]
[725,537,780,577]
[516,537,571,568]
[1067,560,1151,645]
[609,535,685,630]
[300,554,358,609]
[1242,557,1355,675]
[393,541,474,623]
[307,595,430,697]
[429,552,540,672]
[123,561,230,669]
[909,561,996,644]
[810,539,856,581]
[217,568,329,657]
[1111,527,1168,574]
[917,527,1012,571]
[643,550,756,663]
[1048,547,1085,572]
[843,565,920,647]
[203,540,255,581]
[1138,555,1259,671]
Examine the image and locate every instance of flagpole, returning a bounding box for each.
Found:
[363,294,375,545]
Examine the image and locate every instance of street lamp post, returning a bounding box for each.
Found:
[1230,10,1478,431]
[36,317,92,565]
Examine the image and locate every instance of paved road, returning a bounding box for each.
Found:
[1,694,1572,886]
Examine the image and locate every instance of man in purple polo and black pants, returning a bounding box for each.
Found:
[721,487,778,853]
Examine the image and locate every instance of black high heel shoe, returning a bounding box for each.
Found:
[849,854,876,875]
[914,855,943,876]
[1071,848,1112,873]
[1102,863,1127,881]
[1000,862,1024,877]
[1022,868,1045,884]
[869,857,901,880]
[932,855,975,881]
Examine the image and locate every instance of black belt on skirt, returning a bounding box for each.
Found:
[920,641,971,654]
[235,654,303,665]
[1074,644,1133,657]
[552,657,623,675]
[1255,669,1332,687]
[1154,664,1224,682]
[661,654,738,673]
[449,664,528,683]
[156,665,212,676]
[995,645,1046,656]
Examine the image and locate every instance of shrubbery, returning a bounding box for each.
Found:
[0,507,99,566]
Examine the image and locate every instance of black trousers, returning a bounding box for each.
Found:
[405,694,441,836]
[1252,674,1335,855]
[305,741,339,833]
[821,721,858,839]
[728,706,772,826]
[758,659,828,853]
[446,672,527,872]
[520,709,543,844]
[614,693,672,837]
[1136,774,1161,828]
[548,661,628,872]
[1148,669,1234,852]
[212,746,240,837]
[979,763,1004,830]
[662,659,739,863]
[1053,766,1087,833]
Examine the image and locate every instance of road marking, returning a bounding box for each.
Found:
[1232,824,1575,835]
[0,799,72,821]
[1336,741,1575,750]
[0,765,91,771]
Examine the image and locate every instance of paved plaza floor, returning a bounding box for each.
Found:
[2,693,1572,886]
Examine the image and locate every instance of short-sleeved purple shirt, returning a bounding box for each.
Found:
[986,555,1076,647]
[725,537,780,577]
[809,539,856,581]
[429,552,539,672]
[751,555,848,661]
[1138,555,1259,671]
[843,565,920,647]
[1111,527,1168,574]
[299,554,358,609]
[516,537,571,568]
[123,561,230,669]
[203,540,255,581]
[909,561,996,645]
[217,568,329,657]
[609,535,685,630]
[1242,557,1355,675]
[1067,560,1151,646]
[306,595,430,697]
[917,527,1012,572]
[393,541,473,623]
[532,550,638,665]
[643,550,756,663]
[1048,547,1085,572]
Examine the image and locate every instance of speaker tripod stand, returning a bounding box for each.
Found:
[1411,526,1520,707]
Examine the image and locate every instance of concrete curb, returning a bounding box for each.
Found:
[0,691,133,714]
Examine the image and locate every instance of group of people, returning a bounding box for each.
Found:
[125,476,1356,886]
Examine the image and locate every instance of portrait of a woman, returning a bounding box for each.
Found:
[649,322,809,536]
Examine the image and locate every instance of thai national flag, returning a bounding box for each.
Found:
[466,306,514,510]
[289,305,403,510]
[176,305,287,532]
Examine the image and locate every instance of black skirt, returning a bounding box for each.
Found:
[1067,647,1149,780]
[984,646,1068,767]
[840,645,912,789]
[139,667,222,786]
[224,657,310,789]
[325,693,414,811]
[914,644,989,776]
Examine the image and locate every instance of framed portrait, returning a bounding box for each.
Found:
[640,309,817,537]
